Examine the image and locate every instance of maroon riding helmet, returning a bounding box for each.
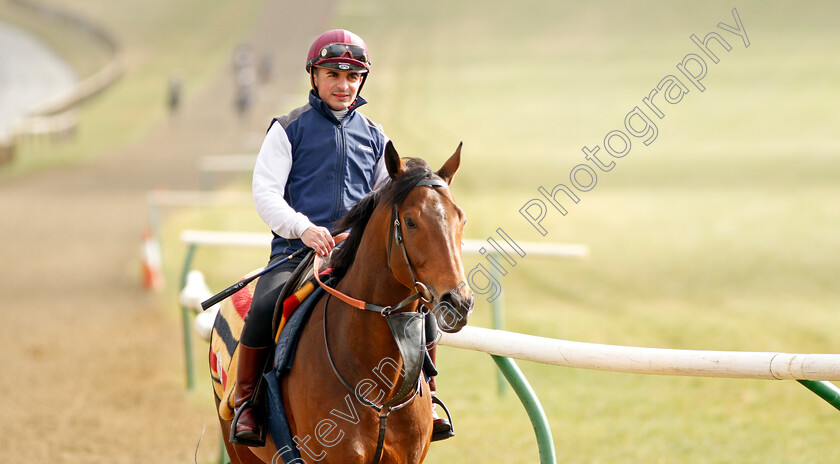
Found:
[306,29,371,95]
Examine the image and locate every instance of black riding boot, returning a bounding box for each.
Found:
[230,343,271,446]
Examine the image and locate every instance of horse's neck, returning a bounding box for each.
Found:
[328,218,416,392]
[336,205,416,310]
[337,258,413,308]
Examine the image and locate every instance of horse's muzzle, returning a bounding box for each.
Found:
[434,289,474,333]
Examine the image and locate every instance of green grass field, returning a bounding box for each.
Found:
[163,1,840,462]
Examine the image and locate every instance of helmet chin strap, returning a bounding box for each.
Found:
[356,73,368,97]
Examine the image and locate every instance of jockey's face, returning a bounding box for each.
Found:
[312,67,364,111]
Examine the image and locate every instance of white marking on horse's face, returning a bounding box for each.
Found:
[431,195,448,229]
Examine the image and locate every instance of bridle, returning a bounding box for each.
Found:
[313,177,450,315]
[386,178,450,306]
[312,176,451,464]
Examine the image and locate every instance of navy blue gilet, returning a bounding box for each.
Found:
[268,91,386,258]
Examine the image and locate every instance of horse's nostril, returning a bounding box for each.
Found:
[444,289,472,311]
[462,294,475,312]
[441,291,458,308]
[434,290,471,332]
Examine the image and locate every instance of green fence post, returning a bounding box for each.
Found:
[491,355,556,464]
[181,243,198,390]
[219,438,229,464]
[797,380,840,411]
[490,252,506,396]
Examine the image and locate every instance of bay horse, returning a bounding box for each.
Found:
[217,141,474,464]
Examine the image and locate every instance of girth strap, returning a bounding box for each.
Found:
[372,410,389,464]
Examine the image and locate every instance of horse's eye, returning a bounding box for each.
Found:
[404,216,417,229]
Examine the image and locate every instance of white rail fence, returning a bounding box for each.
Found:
[439,326,840,381]
[175,229,840,464]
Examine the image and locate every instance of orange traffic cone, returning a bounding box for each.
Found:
[141,229,164,291]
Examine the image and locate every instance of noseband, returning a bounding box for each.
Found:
[312,176,451,464]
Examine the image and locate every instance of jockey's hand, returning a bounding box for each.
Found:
[301,226,335,256]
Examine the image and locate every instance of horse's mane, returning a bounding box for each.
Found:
[330,157,437,280]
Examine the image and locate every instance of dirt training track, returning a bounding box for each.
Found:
[0,1,332,461]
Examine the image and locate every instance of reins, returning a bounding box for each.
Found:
[312,176,449,464]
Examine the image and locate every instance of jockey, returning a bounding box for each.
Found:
[231,29,454,446]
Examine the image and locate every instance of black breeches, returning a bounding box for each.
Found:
[425,310,438,346]
[424,310,440,379]
[239,254,304,347]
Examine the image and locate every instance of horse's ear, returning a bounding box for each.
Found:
[436,142,462,184]
[385,140,406,179]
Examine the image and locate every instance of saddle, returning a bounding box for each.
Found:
[271,249,317,340]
